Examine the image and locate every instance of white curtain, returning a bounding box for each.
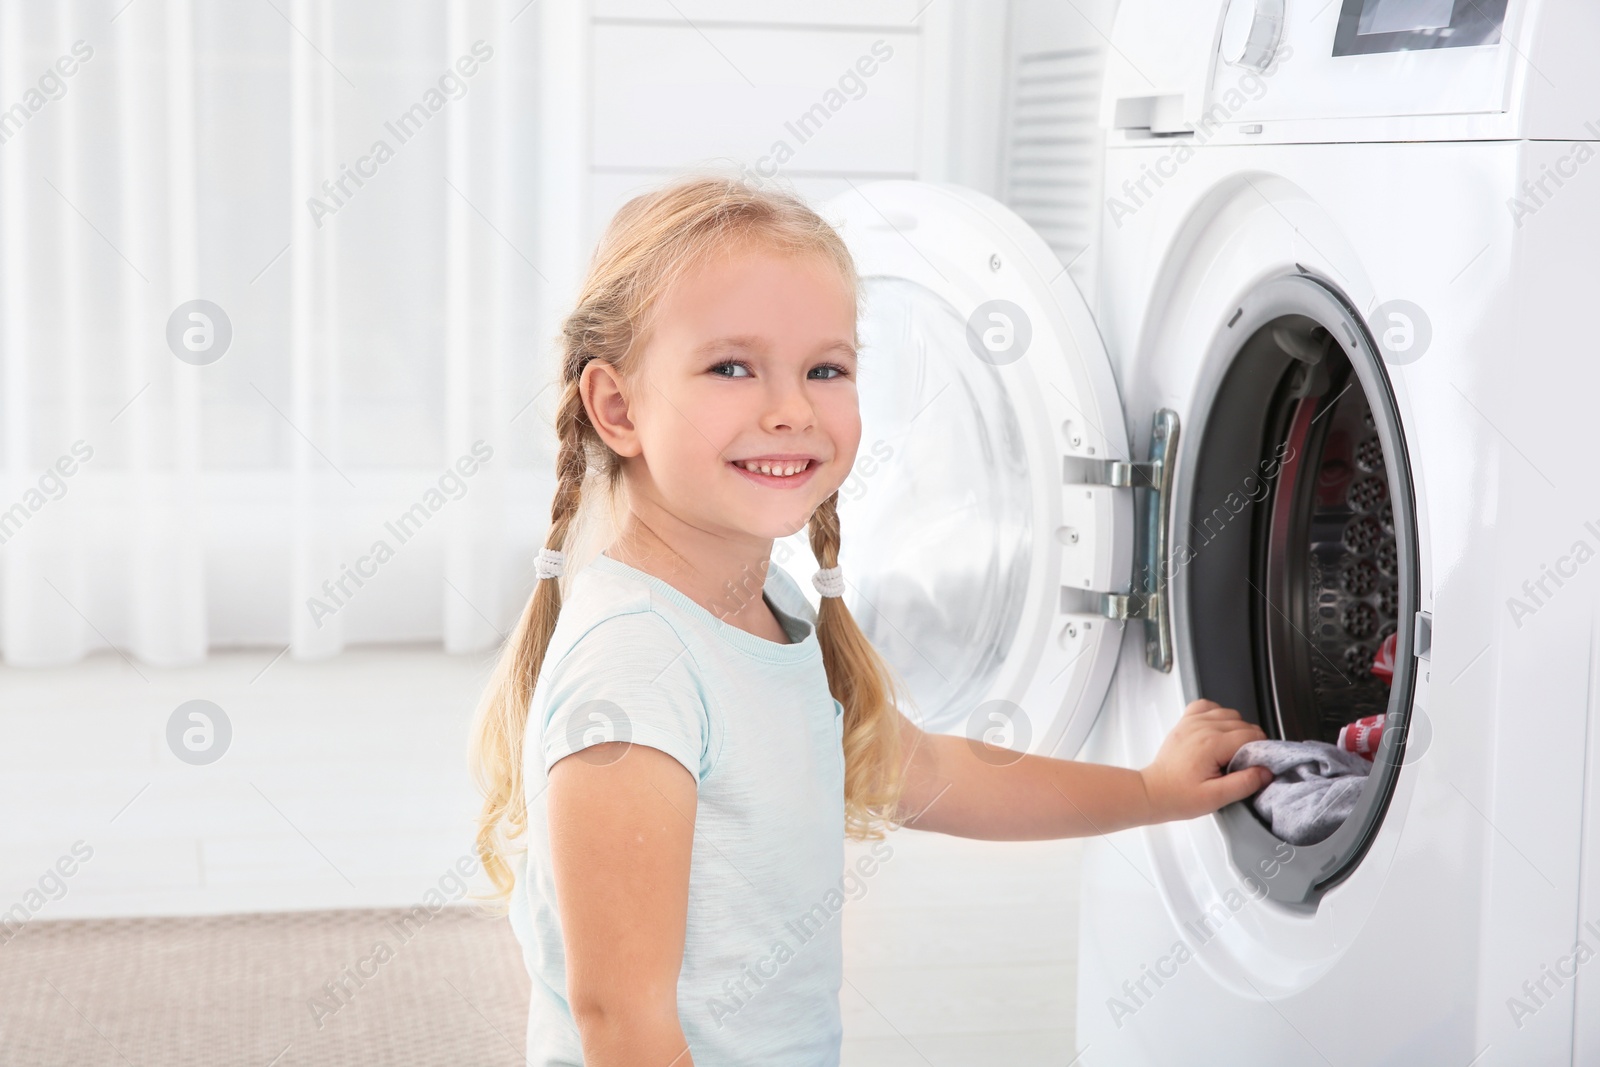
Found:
[0,0,557,667]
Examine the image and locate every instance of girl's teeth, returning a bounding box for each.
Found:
[740,460,806,476]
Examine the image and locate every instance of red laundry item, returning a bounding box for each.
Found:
[1371,631,1397,685]
[1338,714,1385,761]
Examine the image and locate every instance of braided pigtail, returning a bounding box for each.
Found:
[470,380,594,905]
[808,492,910,838]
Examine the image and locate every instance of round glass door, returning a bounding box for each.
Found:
[776,180,1137,760]
[833,276,1034,734]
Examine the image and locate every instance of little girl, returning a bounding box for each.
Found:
[470,176,1274,1066]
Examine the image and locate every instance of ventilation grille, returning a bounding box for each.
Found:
[1003,47,1105,277]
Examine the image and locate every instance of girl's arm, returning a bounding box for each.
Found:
[892,699,1275,840]
[547,743,698,1066]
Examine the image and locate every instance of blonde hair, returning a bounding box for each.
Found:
[470,175,909,904]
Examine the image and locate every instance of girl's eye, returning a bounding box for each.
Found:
[709,361,851,380]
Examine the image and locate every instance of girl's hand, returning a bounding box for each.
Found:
[1138,699,1274,823]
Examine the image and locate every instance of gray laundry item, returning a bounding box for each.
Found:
[1226,739,1373,846]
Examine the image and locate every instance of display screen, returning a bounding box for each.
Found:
[1332,0,1506,55]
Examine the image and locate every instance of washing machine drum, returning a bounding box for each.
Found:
[1186,278,1423,905]
[1257,332,1403,742]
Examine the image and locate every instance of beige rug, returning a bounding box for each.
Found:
[0,906,533,1066]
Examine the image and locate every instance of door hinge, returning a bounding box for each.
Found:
[1088,458,1164,491]
[1087,409,1179,672]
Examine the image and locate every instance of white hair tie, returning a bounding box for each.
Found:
[535,547,566,580]
[812,565,845,598]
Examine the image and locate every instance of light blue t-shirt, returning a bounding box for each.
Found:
[508,551,848,1066]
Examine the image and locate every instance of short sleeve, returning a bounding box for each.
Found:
[536,611,717,783]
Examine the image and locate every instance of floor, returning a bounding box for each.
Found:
[0,646,1083,1064]
[1,907,532,1067]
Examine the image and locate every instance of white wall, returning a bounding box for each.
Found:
[533,0,1012,343]
[533,0,1115,314]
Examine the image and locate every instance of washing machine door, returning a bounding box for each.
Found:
[808,181,1163,759]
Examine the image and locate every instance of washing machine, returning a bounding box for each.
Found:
[815,0,1600,1062]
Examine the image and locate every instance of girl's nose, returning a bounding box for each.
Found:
[762,378,816,432]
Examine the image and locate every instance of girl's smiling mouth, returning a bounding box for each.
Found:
[728,455,820,488]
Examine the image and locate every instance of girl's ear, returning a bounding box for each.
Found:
[580,359,641,458]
